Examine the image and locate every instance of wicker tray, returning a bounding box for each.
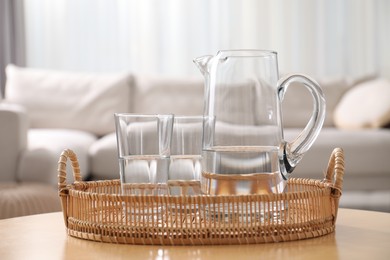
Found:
[58,148,344,245]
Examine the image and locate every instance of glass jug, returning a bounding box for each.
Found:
[194,50,326,195]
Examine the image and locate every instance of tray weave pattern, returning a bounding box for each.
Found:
[58,148,344,245]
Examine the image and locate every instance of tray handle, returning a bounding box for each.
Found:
[325,147,345,195]
[57,149,82,227]
[324,147,344,223]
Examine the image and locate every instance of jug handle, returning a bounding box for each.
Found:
[277,74,326,179]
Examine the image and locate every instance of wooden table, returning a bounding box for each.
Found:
[0,208,389,260]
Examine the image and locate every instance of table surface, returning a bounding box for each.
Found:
[0,208,389,260]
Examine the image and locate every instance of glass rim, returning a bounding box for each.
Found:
[114,113,174,118]
[173,115,205,119]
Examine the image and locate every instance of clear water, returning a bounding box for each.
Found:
[168,155,202,195]
[201,146,287,223]
[119,155,169,222]
[119,155,169,195]
[202,146,286,195]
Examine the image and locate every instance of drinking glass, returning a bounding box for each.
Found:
[114,113,173,195]
[168,116,205,196]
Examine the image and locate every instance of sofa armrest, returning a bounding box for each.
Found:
[0,103,28,181]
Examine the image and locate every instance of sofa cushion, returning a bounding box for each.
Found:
[0,103,28,182]
[89,132,119,180]
[215,83,257,125]
[0,182,61,219]
[215,121,280,146]
[17,129,97,186]
[132,74,204,115]
[5,65,133,136]
[284,127,390,191]
[334,78,390,129]
[339,190,390,212]
[282,77,350,128]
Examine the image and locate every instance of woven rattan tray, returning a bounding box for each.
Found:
[58,148,344,245]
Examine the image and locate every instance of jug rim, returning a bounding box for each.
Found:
[216,49,277,58]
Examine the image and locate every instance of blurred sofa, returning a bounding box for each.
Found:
[1,64,389,217]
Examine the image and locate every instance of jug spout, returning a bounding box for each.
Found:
[193,55,213,75]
